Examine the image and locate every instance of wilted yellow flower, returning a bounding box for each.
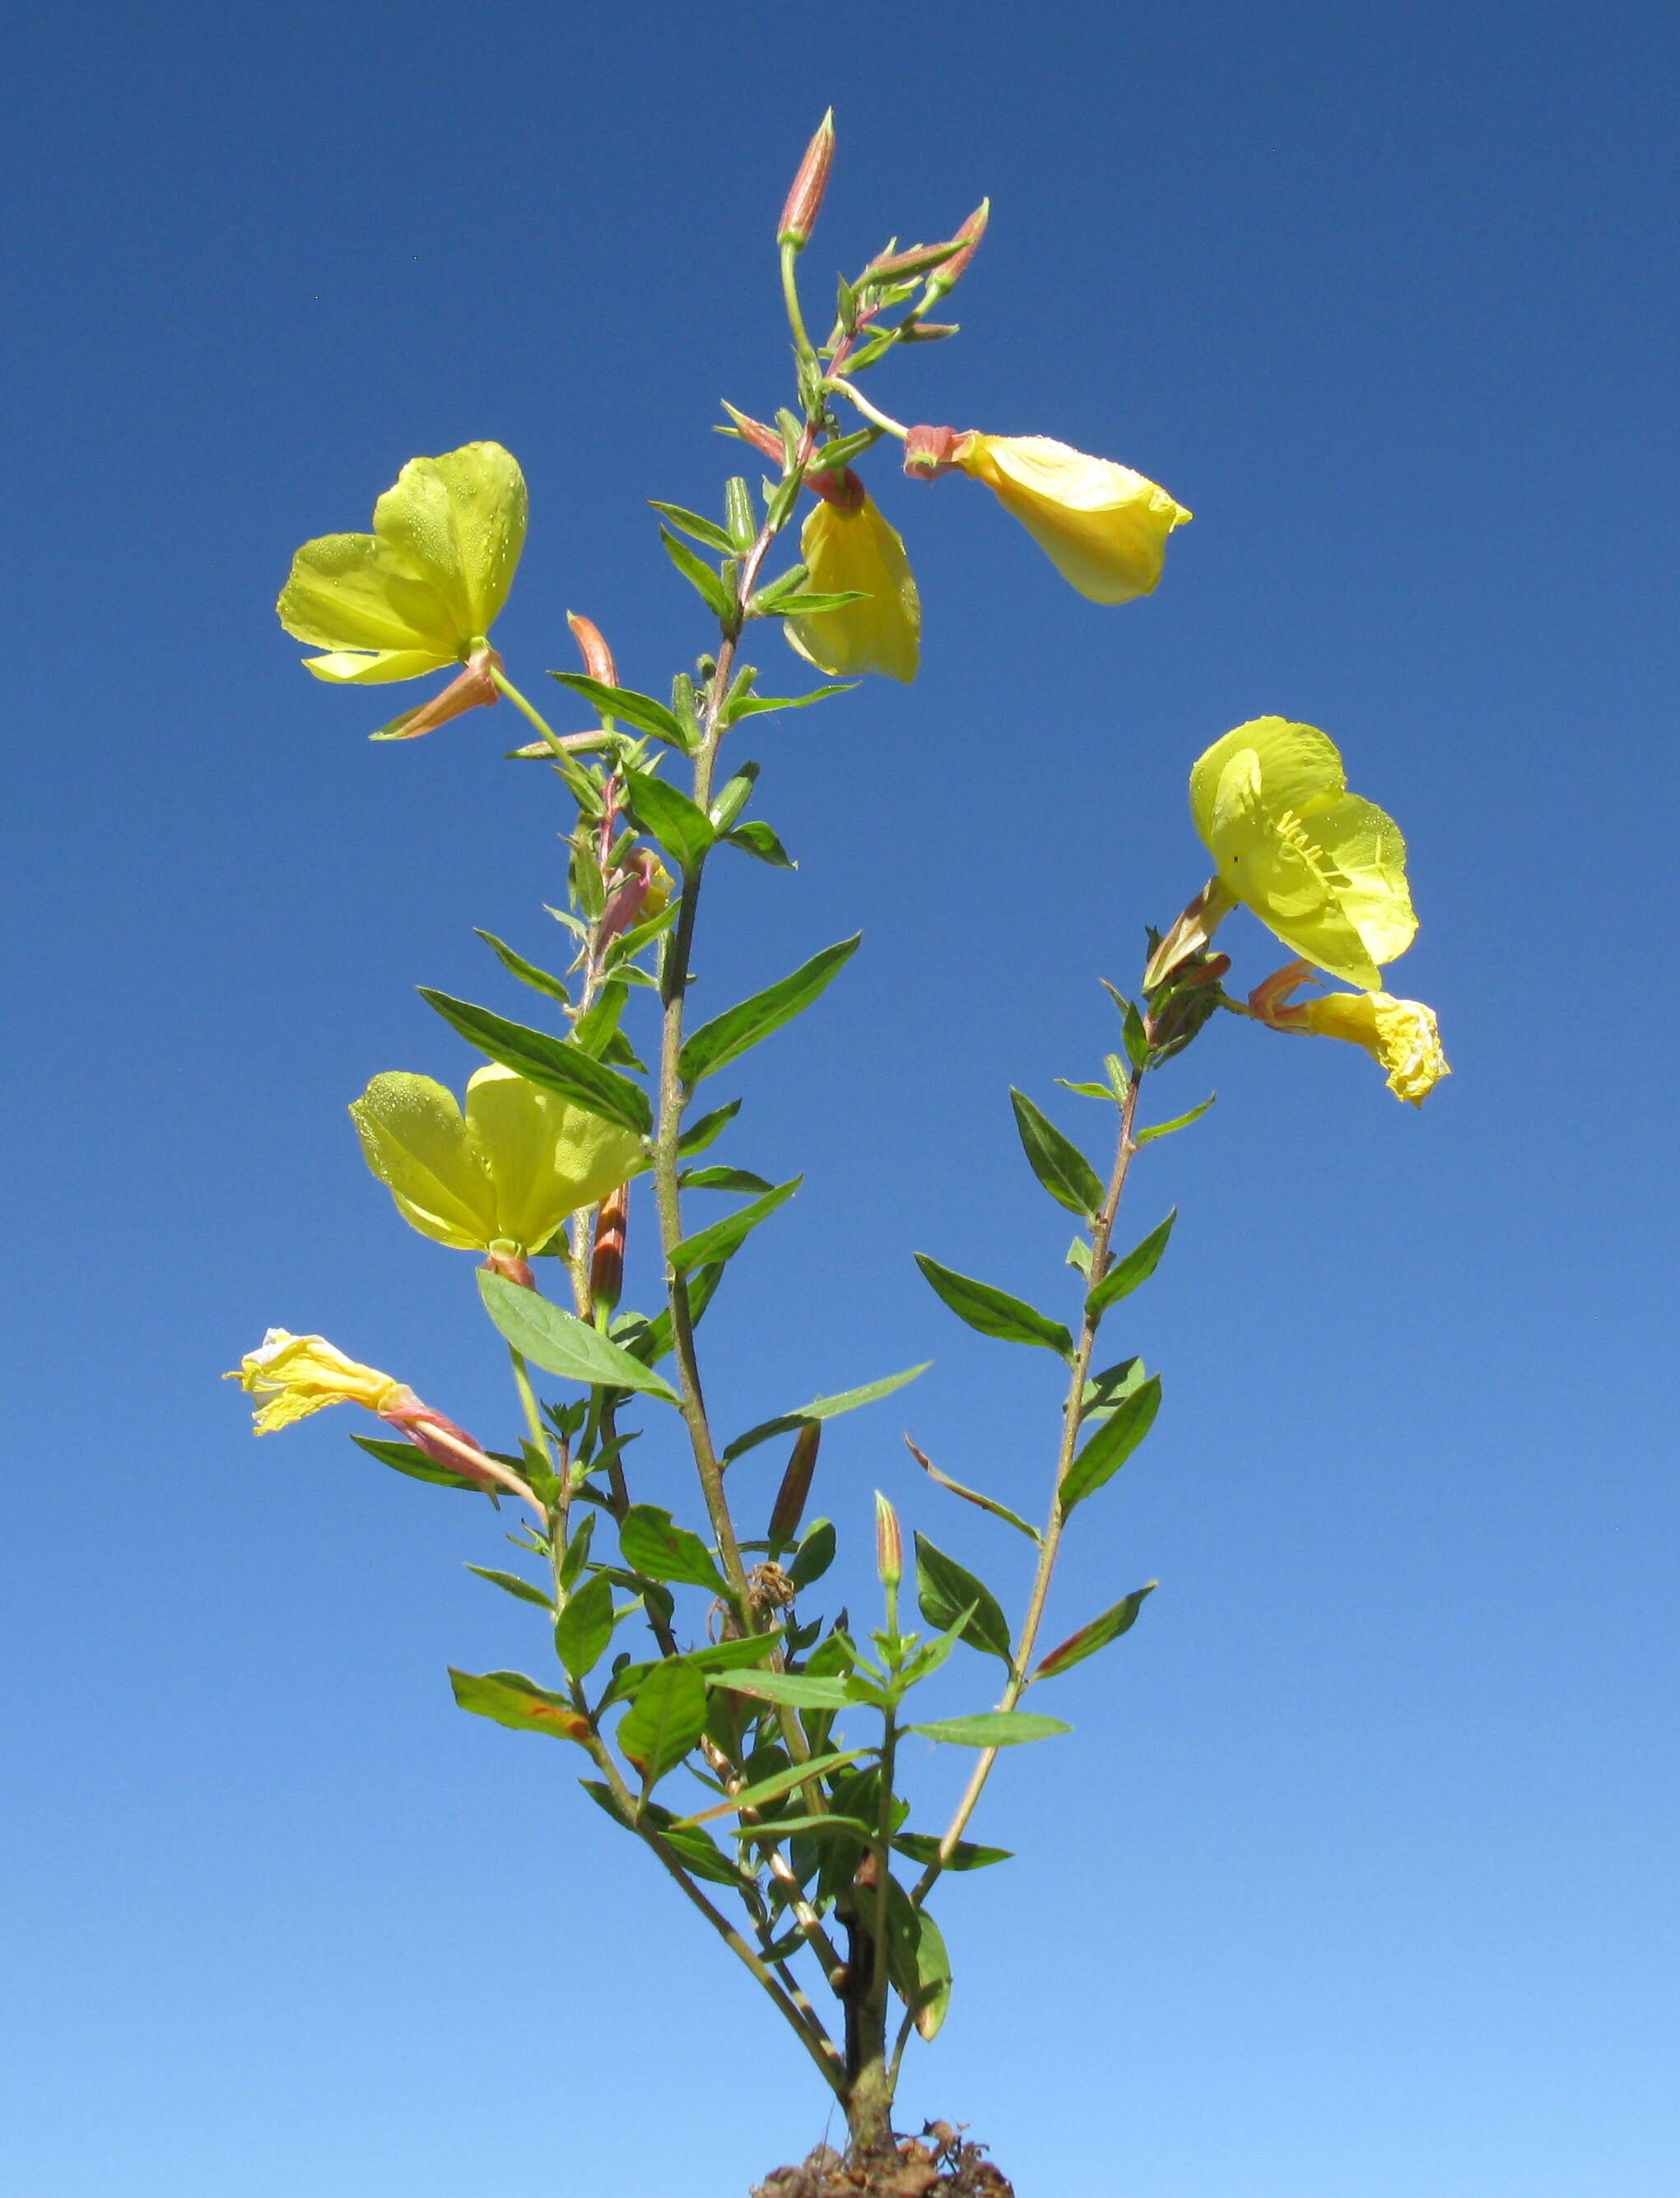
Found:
[1190,718,1417,990]
[952,433,1190,604]
[1248,962,1450,1106]
[226,1330,404,1433]
[784,488,920,683]
[349,1064,641,1255]
[277,442,527,685]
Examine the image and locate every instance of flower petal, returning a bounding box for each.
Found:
[349,1073,501,1248]
[303,648,458,684]
[463,1064,642,1254]
[957,434,1190,604]
[784,496,920,682]
[372,442,528,643]
[277,529,461,660]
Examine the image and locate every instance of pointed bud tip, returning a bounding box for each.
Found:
[778,110,837,248]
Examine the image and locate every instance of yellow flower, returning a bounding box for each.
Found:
[349,1064,642,1255]
[784,488,920,683]
[1190,717,1417,990]
[226,1330,405,1433]
[952,433,1190,603]
[277,442,527,684]
[1248,962,1450,1106]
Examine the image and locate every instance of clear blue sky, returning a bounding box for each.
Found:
[4,2,1675,2192]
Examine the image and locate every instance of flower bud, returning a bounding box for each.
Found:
[922,199,989,301]
[778,109,835,249]
[768,1422,821,1551]
[902,424,969,480]
[1142,880,1238,992]
[566,612,617,687]
[873,1491,904,1590]
[482,1239,538,1291]
[590,1181,630,1315]
[722,403,788,466]
[370,645,502,743]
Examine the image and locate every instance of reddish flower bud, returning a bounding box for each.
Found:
[566,612,617,687]
[807,464,868,513]
[778,109,835,249]
[481,1242,538,1291]
[370,645,502,742]
[379,1390,500,1485]
[902,425,970,480]
[590,1181,630,1315]
[722,403,788,465]
[924,198,989,298]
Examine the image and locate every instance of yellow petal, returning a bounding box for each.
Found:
[349,1073,502,1249]
[1189,717,1417,990]
[302,648,458,684]
[956,433,1190,604]
[463,1064,642,1253]
[226,1329,403,1432]
[277,529,463,664]
[1297,991,1451,1105]
[784,495,920,682]
[371,443,528,642]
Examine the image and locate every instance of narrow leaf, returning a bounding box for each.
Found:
[659,526,734,620]
[648,500,737,553]
[724,682,852,723]
[1009,1089,1105,1218]
[554,1572,617,1680]
[1086,1210,1177,1317]
[351,1433,494,1494]
[1081,1357,1147,1424]
[676,1747,865,1826]
[465,1565,553,1610]
[724,1362,930,1464]
[546,672,686,747]
[420,990,651,1136]
[479,1271,678,1402]
[677,1099,742,1157]
[904,1437,1040,1544]
[913,1255,1073,1359]
[735,1814,873,1842]
[449,1668,590,1743]
[678,934,860,1084]
[474,929,570,1004]
[891,1832,1014,1871]
[908,1711,1072,1747]
[1060,1376,1163,1511]
[754,589,868,615]
[1035,1583,1157,1679]
[789,1518,836,1590]
[669,1177,800,1275]
[913,1532,1013,1665]
[678,1165,775,1194]
[1138,1092,1217,1145]
[707,1669,853,1710]
[724,820,796,868]
[617,1504,728,1593]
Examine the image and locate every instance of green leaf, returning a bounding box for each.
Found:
[465,1564,553,1610]
[789,1518,836,1590]
[570,979,629,1060]
[724,1362,931,1464]
[579,1779,742,1885]
[707,1669,854,1710]
[449,1668,590,1743]
[724,820,796,868]
[678,934,860,1085]
[478,1271,678,1402]
[350,1433,493,1494]
[619,1261,725,1367]
[598,1629,780,1711]
[891,1832,1014,1871]
[904,1438,1040,1544]
[1060,1376,1163,1511]
[1086,1211,1177,1317]
[617,1505,728,1594]
[735,1814,873,1843]
[419,990,651,1136]
[754,588,868,616]
[1081,1357,1147,1424]
[1009,1089,1105,1218]
[1122,998,1152,1069]
[678,1165,775,1194]
[473,929,570,1005]
[913,1255,1073,1359]
[617,1657,708,1781]
[648,500,738,554]
[546,672,686,747]
[1035,1584,1156,1679]
[676,1747,866,1826]
[669,1176,800,1275]
[677,1099,742,1157]
[1138,1092,1217,1145]
[723,682,853,724]
[885,1879,952,2039]
[913,1533,1012,1665]
[659,526,735,620]
[1056,1078,1118,1102]
[908,1711,1072,1747]
[554,1572,617,1680]
[622,766,715,872]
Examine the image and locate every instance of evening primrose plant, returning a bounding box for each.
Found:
[234,116,1448,2196]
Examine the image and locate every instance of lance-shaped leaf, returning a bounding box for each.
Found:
[914,1255,1073,1359]
[547,670,687,747]
[668,1177,801,1275]
[1086,1210,1177,1317]
[620,1261,726,1367]
[885,1879,953,2040]
[789,1517,836,1590]
[1060,1375,1162,1511]
[617,1505,730,1594]
[449,1668,591,1743]
[679,1165,775,1194]
[599,1630,781,1711]
[908,1711,1072,1747]
[707,1669,854,1711]
[913,1533,1012,1666]
[891,1832,1014,1871]
[621,766,715,872]
[1035,1584,1157,1679]
[904,1436,1040,1543]
[474,929,570,1005]
[579,1779,742,1886]
[554,1572,617,1680]
[659,526,735,620]
[722,682,853,724]
[724,820,796,868]
[1009,1089,1106,1218]
[1081,1357,1147,1424]
[648,500,738,554]
[465,1564,553,1610]
[351,1433,495,1494]
[618,1656,709,1782]
[675,1747,867,1827]
[736,1814,873,1844]
[420,989,651,1136]
[679,934,860,1085]
[479,1271,678,1402]
[677,1099,742,1157]
[724,1362,931,1464]
[1138,1093,1217,1146]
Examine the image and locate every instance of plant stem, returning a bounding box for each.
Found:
[826,378,910,440]
[910,1055,1148,1913]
